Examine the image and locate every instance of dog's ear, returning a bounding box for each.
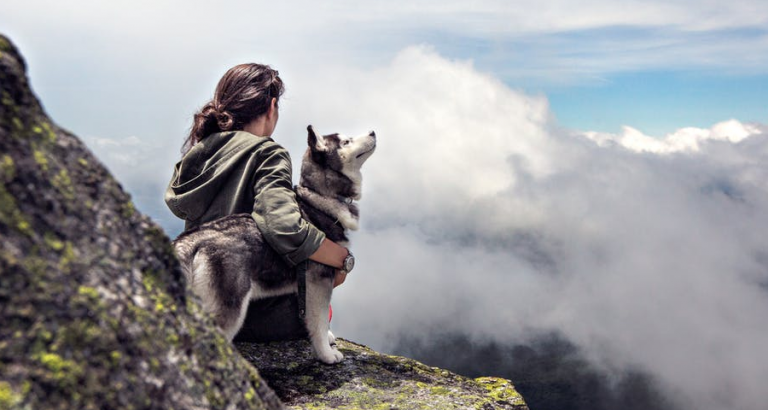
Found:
[307,125,327,152]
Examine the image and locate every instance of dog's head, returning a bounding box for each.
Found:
[300,125,376,200]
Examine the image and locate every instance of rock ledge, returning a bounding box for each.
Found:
[239,339,528,409]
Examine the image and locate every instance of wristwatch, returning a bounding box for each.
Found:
[342,250,355,273]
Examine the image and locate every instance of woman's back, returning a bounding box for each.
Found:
[165,63,350,342]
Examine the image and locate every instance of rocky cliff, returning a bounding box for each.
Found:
[0,33,282,410]
[0,34,528,410]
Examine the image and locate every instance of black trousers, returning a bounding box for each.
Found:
[232,294,309,343]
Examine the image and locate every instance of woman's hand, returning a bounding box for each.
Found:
[334,270,347,288]
[310,239,350,269]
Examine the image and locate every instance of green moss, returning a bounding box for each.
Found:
[141,269,178,315]
[39,329,53,341]
[29,121,56,144]
[41,121,56,143]
[78,158,89,167]
[0,381,23,410]
[36,352,84,380]
[16,219,30,234]
[0,179,32,236]
[1,91,13,107]
[0,37,9,53]
[33,149,48,172]
[22,256,47,277]
[211,332,235,361]
[165,333,179,345]
[12,117,23,131]
[127,303,151,324]
[476,377,523,404]
[49,319,104,353]
[0,155,15,182]
[430,385,451,395]
[361,377,397,389]
[58,241,75,271]
[44,232,65,251]
[0,187,26,234]
[77,286,99,300]
[141,269,160,292]
[51,169,74,201]
[204,381,225,409]
[121,201,136,218]
[149,358,160,372]
[297,375,313,386]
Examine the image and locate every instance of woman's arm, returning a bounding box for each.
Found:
[251,142,351,281]
[310,239,350,288]
[309,238,349,268]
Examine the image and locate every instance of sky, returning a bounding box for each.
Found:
[2,2,768,410]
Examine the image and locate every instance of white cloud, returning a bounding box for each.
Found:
[282,47,768,410]
[583,120,764,153]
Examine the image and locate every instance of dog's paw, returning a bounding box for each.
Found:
[328,330,337,346]
[316,347,344,364]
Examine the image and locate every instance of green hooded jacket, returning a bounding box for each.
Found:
[164,130,326,267]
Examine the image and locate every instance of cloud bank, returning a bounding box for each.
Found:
[273,47,768,410]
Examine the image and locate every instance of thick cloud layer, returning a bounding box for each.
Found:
[279,47,768,410]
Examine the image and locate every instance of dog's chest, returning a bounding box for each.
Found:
[297,196,348,243]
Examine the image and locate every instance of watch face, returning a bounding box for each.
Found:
[344,254,355,272]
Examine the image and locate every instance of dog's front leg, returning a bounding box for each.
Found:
[304,269,343,364]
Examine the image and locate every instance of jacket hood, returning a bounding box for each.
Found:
[164,131,271,221]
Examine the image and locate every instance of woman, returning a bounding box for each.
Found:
[164,63,350,341]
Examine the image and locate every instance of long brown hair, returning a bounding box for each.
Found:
[183,63,285,154]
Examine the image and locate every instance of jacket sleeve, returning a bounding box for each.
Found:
[251,143,326,267]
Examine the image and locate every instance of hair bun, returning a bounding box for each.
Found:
[200,103,217,117]
[216,111,234,130]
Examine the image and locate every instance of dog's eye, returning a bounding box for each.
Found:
[343,140,351,146]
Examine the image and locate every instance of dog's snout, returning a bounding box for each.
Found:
[369,131,376,138]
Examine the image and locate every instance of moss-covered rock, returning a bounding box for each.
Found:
[0,34,282,410]
[238,339,528,409]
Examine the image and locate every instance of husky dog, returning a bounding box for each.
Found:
[173,125,376,364]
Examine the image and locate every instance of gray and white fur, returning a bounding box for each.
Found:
[173,125,376,364]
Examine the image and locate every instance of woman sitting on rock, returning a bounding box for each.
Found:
[164,63,349,341]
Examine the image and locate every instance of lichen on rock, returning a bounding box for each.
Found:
[238,339,528,409]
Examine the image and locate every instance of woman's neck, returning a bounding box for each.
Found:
[243,116,272,137]
[243,100,278,137]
